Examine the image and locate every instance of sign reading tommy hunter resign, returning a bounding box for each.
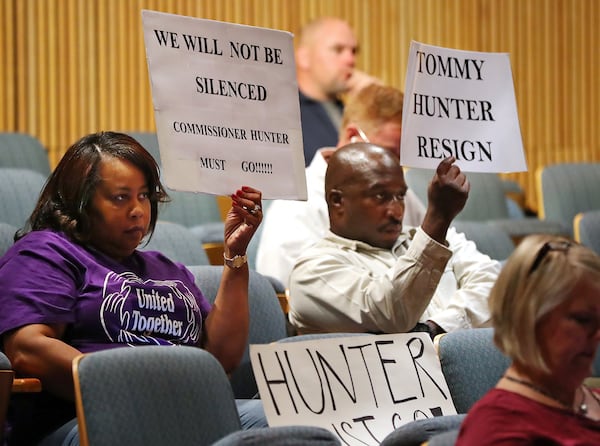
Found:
[142,10,307,199]
[250,332,457,445]
[400,41,527,173]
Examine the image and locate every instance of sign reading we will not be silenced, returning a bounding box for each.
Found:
[250,333,457,445]
[142,10,307,199]
[401,41,527,173]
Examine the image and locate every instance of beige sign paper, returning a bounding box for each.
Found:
[401,41,527,173]
[142,10,307,199]
[250,332,457,445]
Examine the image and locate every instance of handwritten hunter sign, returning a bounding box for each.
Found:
[142,10,307,199]
[401,41,527,173]
[250,332,457,445]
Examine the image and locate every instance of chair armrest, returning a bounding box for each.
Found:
[433,333,447,354]
[12,377,42,393]
[277,290,289,315]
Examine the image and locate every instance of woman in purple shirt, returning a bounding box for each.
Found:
[0,131,264,445]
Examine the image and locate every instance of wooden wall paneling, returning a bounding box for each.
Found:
[0,0,16,129]
[1,0,598,211]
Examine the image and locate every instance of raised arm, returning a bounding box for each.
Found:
[202,186,262,373]
[421,156,470,244]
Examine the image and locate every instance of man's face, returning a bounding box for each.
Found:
[355,122,402,156]
[306,21,357,96]
[333,160,407,249]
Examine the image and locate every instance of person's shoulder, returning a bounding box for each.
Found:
[295,232,352,258]
[14,229,79,252]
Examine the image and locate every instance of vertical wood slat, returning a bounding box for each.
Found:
[0,0,598,212]
[0,0,16,129]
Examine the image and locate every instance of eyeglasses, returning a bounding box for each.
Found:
[356,127,370,143]
[528,241,572,275]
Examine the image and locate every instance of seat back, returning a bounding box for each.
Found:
[451,221,514,261]
[126,132,161,165]
[537,162,600,235]
[406,168,568,241]
[405,169,510,221]
[437,328,510,414]
[160,189,223,228]
[0,132,51,176]
[73,346,241,446]
[187,265,288,398]
[0,168,46,227]
[379,414,465,446]
[0,222,17,257]
[140,220,210,265]
[211,425,341,446]
[574,210,600,254]
[245,200,273,270]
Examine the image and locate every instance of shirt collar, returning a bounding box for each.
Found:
[324,228,415,254]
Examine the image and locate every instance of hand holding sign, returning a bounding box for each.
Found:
[421,156,470,244]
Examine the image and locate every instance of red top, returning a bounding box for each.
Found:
[456,388,600,445]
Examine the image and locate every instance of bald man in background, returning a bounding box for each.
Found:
[295,17,379,165]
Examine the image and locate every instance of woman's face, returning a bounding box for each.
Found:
[537,277,600,388]
[88,156,151,262]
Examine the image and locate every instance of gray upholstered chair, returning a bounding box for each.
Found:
[537,162,600,236]
[379,329,508,446]
[0,132,51,176]
[379,414,465,446]
[451,221,515,261]
[427,428,460,446]
[211,425,341,446]
[126,132,161,165]
[161,188,223,229]
[140,220,210,265]
[186,265,288,398]
[405,169,511,222]
[405,168,568,241]
[160,189,225,250]
[436,328,510,414]
[73,346,242,446]
[0,168,46,227]
[574,210,600,254]
[0,222,17,256]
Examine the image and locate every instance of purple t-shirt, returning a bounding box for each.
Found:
[0,230,214,444]
[0,230,212,351]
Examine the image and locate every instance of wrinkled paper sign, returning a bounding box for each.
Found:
[142,10,307,199]
[401,41,527,173]
[251,332,457,445]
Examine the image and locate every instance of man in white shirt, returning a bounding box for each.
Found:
[256,84,426,287]
[288,143,500,337]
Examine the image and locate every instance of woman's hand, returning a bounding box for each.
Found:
[224,186,263,257]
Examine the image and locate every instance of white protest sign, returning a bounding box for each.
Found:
[250,333,457,445]
[401,41,527,173]
[142,10,307,199]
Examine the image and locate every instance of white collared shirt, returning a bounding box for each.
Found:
[288,226,500,334]
[256,148,427,287]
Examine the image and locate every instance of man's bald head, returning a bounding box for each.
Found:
[325,142,407,249]
[325,142,401,195]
